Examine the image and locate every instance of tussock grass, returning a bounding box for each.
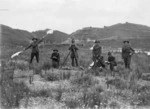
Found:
[1,46,150,109]
[44,70,72,81]
[70,73,98,88]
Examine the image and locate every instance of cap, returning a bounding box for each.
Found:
[123,40,129,43]
[53,49,58,52]
[32,37,38,41]
[95,40,100,43]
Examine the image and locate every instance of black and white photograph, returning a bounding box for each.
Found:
[1,0,150,109]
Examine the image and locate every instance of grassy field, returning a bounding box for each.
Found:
[1,45,150,109]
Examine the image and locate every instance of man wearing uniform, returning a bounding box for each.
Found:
[24,38,42,64]
[122,41,134,69]
[92,40,105,68]
[69,39,78,67]
[51,49,60,68]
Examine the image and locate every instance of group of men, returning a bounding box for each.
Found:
[25,37,134,70]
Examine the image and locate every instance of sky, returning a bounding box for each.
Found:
[0,0,150,34]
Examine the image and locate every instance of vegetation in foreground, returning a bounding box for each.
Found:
[1,46,150,109]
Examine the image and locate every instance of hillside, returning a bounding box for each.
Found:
[1,24,33,47]
[1,23,150,49]
[1,25,70,48]
[32,29,70,44]
[71,22,150,40]
[71,22,150,49]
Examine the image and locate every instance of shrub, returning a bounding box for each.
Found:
[65,98,81,108]
[55,85,64,101]
[94,85,104,93]
[14,60,29,71]
[81,88,105,108]
[1,62,30,108]
[106,78,128,91]
[46,71,60,81]
[34,66,42,74]
[1,81,30,108]
[131,85,150,106]
[31,89,52,98]
[61,71,71,80]
[42,61,51,71]
[45,70,72,81]
[109,101,121,109]
[71,74,97,87]
[62,92,83,108]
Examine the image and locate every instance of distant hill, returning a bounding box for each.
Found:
[71,22,150,49]
[32,29,70,44]
[1,24,33,47]
[1,25,70,47]
[1,23,150,49]
[71,22,150,40]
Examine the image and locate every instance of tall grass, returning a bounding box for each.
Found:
[1,61,30,108]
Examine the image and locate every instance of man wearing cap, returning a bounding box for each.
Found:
[122,40,134,69]
[24,38,41,63]
[69,39,79,67]
[51,49,60,68]
[92,40,105,68]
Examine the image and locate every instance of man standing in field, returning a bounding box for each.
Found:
[92,40,105,69]
[69,39,79,67]
[122,40,134,69]
[24,37,42,64]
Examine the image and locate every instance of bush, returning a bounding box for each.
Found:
[106,78,128,91]
[61,71,71,80]
[1,81,30,108]
[45,70,72,81]
[131,85,150,106]
[46,71,60,81]
[81,88,105,108]
[14,60,29,71]
[54,85,64,101]
[62,92,83,108]
[34,66,42,74]
[42,61,51,71]
[31,89,52,98]
[109,101,121,109]
[1,62,30,108]
[71,74,97,87]
[64,99,80,108]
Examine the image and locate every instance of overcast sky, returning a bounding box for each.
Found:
[0,0,150,34]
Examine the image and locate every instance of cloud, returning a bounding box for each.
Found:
[0,0,150,33]
[61,0,139,12]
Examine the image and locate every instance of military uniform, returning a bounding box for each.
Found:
[69,44,78,67]
[51,49,60,68]
[92,40,105,68]
[122,41,134,69]
[25,38,40,63]
[93,44,102,61]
